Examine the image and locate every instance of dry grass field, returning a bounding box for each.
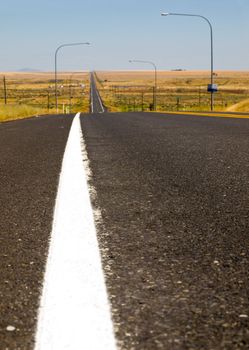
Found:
[1,71,249,122]
[0,72,90,122]
[95,70,249,113]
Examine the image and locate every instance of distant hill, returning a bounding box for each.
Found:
[17,68,42,72]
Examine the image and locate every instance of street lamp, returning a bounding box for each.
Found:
[161,12,216,111]
[129,59,157,111]
[55,42,90,112]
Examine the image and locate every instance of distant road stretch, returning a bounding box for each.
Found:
[90,72,107,113]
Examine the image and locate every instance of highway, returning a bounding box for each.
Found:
[0,78,249,349]
[90,71,107,113]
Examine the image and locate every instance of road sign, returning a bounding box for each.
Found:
[207,84,218,92]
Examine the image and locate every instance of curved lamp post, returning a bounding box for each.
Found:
[55,42,90,112]
[161,12,215,111]
[129,59,157,111]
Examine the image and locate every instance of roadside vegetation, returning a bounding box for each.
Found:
[0,72,90,122]
[95,70,249,113]
[2,71,249,122]
[226,98,249,112]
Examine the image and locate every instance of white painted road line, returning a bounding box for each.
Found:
[96,87,105,113]
[35,113,117,350]
[91,73,105,113]
[91,86,94,113]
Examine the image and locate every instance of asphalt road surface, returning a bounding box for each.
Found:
[1,109,249,349]
[90,72,107,113]
[81,112,249,350]
[0,115,74,349]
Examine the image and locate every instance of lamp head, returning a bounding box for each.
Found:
[161,13,170,16]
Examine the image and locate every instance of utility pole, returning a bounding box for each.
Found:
[177,97,180,111]
[47,90,50,112]
[141,92,144,111]
[3,76,7,105]
[68,82,72,113]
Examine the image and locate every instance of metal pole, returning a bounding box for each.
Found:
[69,73,73,113]
[152,62,157,111]
[55,42,90,113]
[209,19,214,111]
[55,49,58,112]
[129,60,157,111]
[47,91,50,112]
[69,83,72,113]
[3,76,7,105]
[68,71,80,113]
[162,13,214,111]
[177,97,180,111]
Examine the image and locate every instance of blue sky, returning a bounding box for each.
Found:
[1,0,248,71]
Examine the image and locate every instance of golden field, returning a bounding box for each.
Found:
[0,72,90,122]
[95,70,249,112]
[1,70,249,122]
